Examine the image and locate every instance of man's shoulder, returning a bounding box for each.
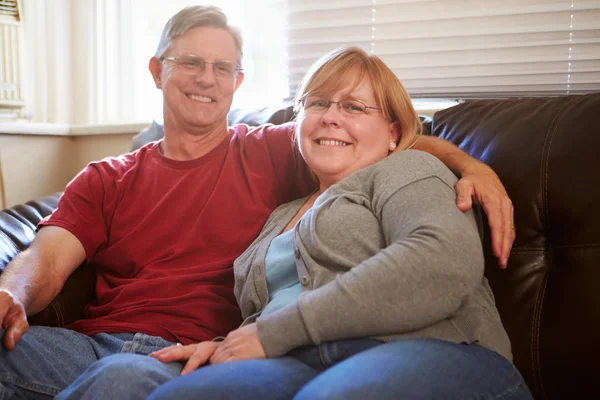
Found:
[230,122,296,140]
[228,122,298,164]
[86,140,159,178]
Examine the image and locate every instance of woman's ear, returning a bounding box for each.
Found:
[388,121,401,151]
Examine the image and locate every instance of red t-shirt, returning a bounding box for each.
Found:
[39,123,314,344]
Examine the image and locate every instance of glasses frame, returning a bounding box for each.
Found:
[161,54,243,79]
[302,96,382,117]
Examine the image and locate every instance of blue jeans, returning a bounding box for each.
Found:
[148,338,533,400]
[0,326,182,400]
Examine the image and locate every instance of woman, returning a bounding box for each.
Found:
[148,47,532,400]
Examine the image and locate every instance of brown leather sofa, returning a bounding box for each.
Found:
[1,93,599,399]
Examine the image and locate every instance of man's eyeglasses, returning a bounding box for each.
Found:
[161,55,242,79]
[303,96,381,117]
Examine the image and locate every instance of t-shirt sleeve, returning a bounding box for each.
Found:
[38,164,109,262]
[262,123,316,203]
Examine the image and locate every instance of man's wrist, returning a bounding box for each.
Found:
[0,288,25,308]
[461,159,496,179]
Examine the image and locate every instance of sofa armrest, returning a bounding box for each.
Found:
[0,193,96,327]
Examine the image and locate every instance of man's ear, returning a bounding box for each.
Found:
[149,57,163,89]
[234,71,245,91]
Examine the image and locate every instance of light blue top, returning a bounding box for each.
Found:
[261,229,301,316]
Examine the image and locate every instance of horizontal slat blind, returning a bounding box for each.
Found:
[0,0,19,19]
[287,0,600,99]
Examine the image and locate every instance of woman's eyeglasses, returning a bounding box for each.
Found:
[303,96,381,117]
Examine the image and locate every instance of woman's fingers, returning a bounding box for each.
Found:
[149,344,193,363]
[181,342,220,374]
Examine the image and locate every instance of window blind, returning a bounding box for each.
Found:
[0,0,23,118]
[0,0,19,19]
[286,0,600,99]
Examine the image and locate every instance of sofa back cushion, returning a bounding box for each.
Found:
[431,93,600,400]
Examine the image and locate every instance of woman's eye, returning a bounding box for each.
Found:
[344,103,363,112]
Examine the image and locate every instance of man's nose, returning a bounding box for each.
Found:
[195,64,216,85]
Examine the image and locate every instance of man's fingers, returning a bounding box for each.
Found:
[4,328,19,351]
[482,196,504,257]
[455,179,475,212]
[2,305,28,351]
[0,291,16,330]
[499,200,515,269]
[5,319,28,349]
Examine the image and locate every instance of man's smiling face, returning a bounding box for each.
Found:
[154,26,244,134]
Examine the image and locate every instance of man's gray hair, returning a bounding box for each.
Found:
[154,5,243,63]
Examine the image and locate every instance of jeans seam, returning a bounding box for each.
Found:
[316,345,328,369]
[492,382,525,400]
[0,373,62,396]
[492,367,526,399]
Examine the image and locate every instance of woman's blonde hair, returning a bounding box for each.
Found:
[294,47,421,152]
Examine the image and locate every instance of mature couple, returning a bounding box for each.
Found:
[0,5,532,400]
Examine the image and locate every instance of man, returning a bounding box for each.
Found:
[0,5,515,400]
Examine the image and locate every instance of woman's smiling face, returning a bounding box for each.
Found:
[297,71,398,189]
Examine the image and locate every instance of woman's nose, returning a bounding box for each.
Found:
[320,103,342,126]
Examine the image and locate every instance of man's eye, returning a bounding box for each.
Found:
[215,64,233,73]
[181,59,202,68]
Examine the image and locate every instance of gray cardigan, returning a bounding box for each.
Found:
[233,150,512,361]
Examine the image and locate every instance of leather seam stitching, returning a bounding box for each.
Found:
[531,269,549,400]
[50,300,64,327]
[535,94,590,399]
[535,97,576,399]
[541,97,575,234]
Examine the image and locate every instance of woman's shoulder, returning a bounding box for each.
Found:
[349,150,459,194]
[380,149,453,177]
[261,195,311,231]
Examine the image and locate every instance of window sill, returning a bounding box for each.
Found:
[0,122,150,136]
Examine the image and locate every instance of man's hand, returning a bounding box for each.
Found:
[149,341,220,375]
[455,166,515,269]
[411,135,515,268]
[0,289,29,350]
[209,323,266,365]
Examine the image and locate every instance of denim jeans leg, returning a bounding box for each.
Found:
[0,326,115,400]
[289,338,383,372]
[148,357,319,400]
[56,333,184,400]
[294,339,533,400]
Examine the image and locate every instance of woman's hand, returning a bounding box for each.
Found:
[149,341,220,375]
[455,165,515,269]
[209,323,266,365]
